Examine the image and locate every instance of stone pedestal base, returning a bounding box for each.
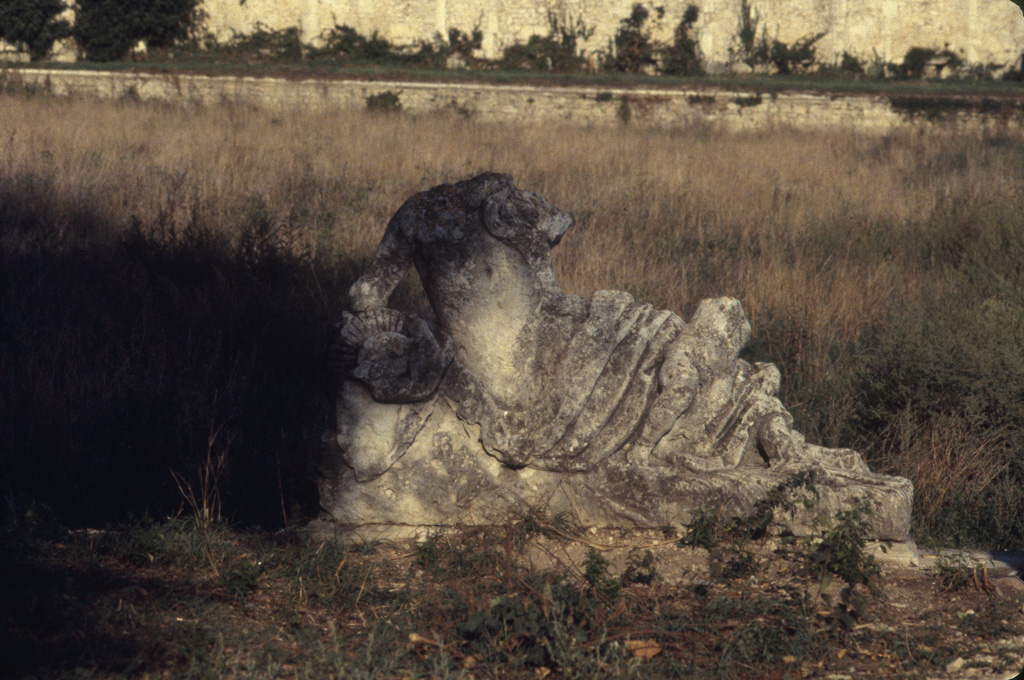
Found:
[316,407,912,542]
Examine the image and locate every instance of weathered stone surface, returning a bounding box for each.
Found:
[195,0,1024,74]
[10,1,1024,78]
[316,172,913,541]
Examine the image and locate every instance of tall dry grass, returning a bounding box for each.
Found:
[2,89,1023,544]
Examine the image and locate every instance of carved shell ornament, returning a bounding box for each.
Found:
[329,308,454,403]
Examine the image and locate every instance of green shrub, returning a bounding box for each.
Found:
[500,12,592,72]
[402,27,482,68]
[679,510,719,549]
[722,616,815,666]
[605,3,662,73]
[661,5,703,75]
[729,0,822,73]
[839,51,864,74]
[226,23,302,60]
[843,216,1024,546]
[761,32,825,74]
[852,287,1024,449]
[314,23,391,60]
[0,0,70,59]
[900,46,962,79]
[730,0,761,66]
[583,547,622,601]
[443,27,482,60]
[457,572,614,671]
[621,549,658,585]
[74,0,199,61]
[808,504,878,589]
[1004,53,1024,81]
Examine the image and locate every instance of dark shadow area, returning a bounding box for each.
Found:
[0,533,160,676]
[1,191,367,529]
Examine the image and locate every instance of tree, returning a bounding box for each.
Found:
[74,0,199,61]
[0,0,71,60]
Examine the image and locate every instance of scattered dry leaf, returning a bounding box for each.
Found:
[535,666,552,678]
[408,633,437,647]
[625,639,662,659]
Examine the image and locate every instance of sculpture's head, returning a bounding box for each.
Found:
[392,172,573,260]
[476,173,574,253]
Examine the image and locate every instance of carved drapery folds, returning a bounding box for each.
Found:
[319,173,912,541]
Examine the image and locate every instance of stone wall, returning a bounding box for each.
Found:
[197,0,1024,69]
[6,67,1023,136]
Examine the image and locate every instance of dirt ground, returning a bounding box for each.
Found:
[4,524,1024,679]
[445,526,1024,679]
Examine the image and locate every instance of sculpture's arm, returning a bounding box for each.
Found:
[335,218,453,404]
[348,220,414,312]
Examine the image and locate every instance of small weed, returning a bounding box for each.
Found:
[294,540,348,579]
[455,568,619,672]
[802,502,883,630]
[113,517,225,570]
[744,470,820,540]
[712,549,759,580]
[221,555,264,596]
[813,508,878,587]
[616,95,632,123]
[724,622,794,665]
[507,509,582,550]
[583,547,622,601]
[679,510,719,549]
[414,533,441,570]
[935,551,985,592]
[348,538,380,555]
[366,90,402,113]
[621,549,658,586]
[171,421,230,530]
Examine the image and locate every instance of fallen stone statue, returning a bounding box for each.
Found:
[314,172,912,541]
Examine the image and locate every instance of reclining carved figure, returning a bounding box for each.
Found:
[318,173,912,540]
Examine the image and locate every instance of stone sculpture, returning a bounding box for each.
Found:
[316,172,913,540]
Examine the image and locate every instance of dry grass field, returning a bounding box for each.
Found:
[2,87,1024,679]
[4,89,1023,543]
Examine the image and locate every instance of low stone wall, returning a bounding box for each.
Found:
[5,67,1024,135]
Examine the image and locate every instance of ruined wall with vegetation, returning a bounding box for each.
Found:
[2,0,1022,72]
[196,0,1024,70]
